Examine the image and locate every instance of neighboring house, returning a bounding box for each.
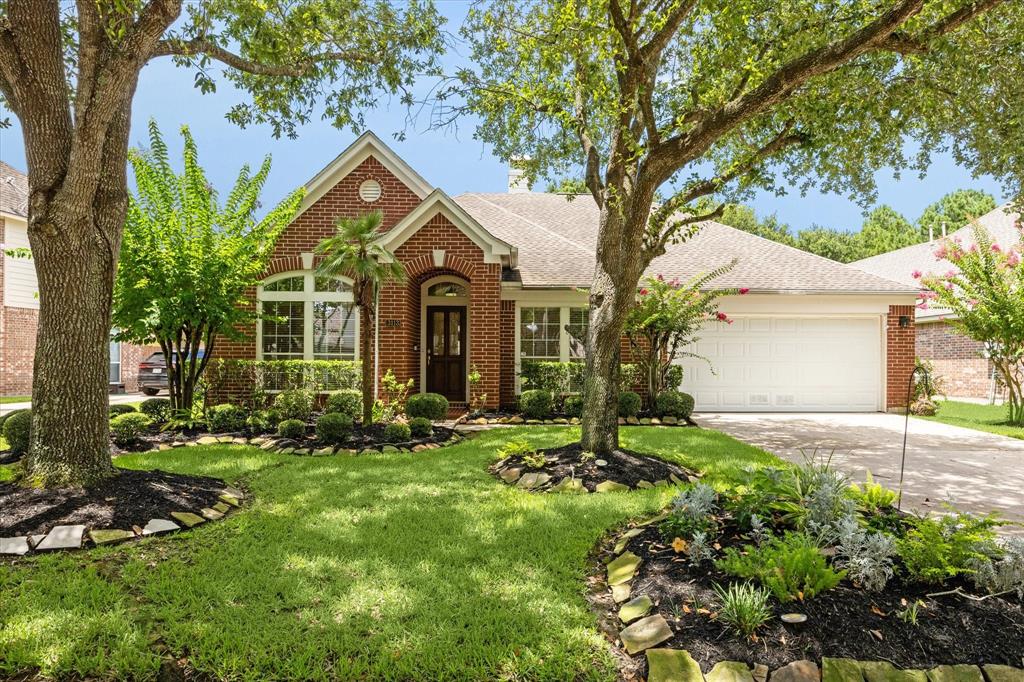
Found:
[852,204,1021,401]
[0,161,157,396]
[217,132,919,413]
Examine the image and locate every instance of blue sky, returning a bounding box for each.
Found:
[0,2,1008,233]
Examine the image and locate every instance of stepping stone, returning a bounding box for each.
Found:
[196,436,219,445]
[772,661,820,682]
[861,662,926,682]
[218,494,241,507]
[142,519,180,535]
[595,480,630,493]
[612,582,632,603]
[35,525,85,551]
[647,649,704,682]
[212,502,231,514]
[200,507,224,520]
[0,536,30,555]
[619,614,673,654]
[607,551,641,585]
[707,661,755,682]
[823,659,865,682]
[982,667,1024,682]
[618,595,653,623]
[636,480,654,489]
[89,529,135,546]
[927,667,983,682]
[499,467,522,484]
[170,512,205,528]
[550,478,584,493]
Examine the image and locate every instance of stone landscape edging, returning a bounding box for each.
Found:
[458,414,697,428]
[152,429,462,456]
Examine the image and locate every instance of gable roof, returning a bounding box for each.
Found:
[851,204,1021,288]
[454,192,917,294]
[0,161,28,218]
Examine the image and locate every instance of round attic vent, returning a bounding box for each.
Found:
[359,179,382,203]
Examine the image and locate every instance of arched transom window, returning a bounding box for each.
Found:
[258,272,357,361]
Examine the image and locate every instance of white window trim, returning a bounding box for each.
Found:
[256,270,359,362]
[419,275,471,399]
[109,334,122,384]
[514,302,589,394]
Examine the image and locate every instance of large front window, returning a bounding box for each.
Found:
[259,272,357,361]
[518,305,590,362]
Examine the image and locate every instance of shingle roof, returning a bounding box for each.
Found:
[851,204,1022,287]
[0,161,28,218]
[454,192,917,293]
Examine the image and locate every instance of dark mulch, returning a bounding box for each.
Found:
[495,442,698,492]
[0,469,229,536]
[594,521,1024,671]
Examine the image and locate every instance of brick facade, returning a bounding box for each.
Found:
[885,304,916,411]
[916,319,993,399]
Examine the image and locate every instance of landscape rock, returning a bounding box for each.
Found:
[500,467,522,484]
[663,416,678,425]
[618,615,673,654]
[218,494,241,507]
[313,447,334,456]
[35,524,85,551]
[753,665,768,682]
[669,473,685,486]
[646,649,704,682]
[197,436,219,445]
[626,416,640,425]
[200,507,224,520]
[611,582,632,603]
[706,661,755,682]
[926,667,983,682]
[606,551,642,585]
[89,529,135,546]
[650,417,661,425]
[0,536,30,555]
[636,480,654,489]
[618,595,653,623]
[170,512,206,528]
[217,435,234,443]
[982,667,1024,682]
[28,534,46,548]
[212,502,231,514]
[639,418,652,425]
[516,472,550,489]
[549,477,584,493]
[822,659,864,682]
[142,519,180,535]
[861,662,926,682]
[595,480,630,493]
[771,660,820,682]
[508,415,525,424]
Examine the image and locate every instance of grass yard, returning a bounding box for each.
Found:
[0,425,777,681]
[919,400,1024,439]
[0,396,29,404]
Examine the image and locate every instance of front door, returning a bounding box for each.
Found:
[426,306,467,401]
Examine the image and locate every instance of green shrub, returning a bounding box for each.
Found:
[139,398,171,423]
[316,413,353,444]
[618,391,641,417]
[713,581,773,638]
[664,365,684,391]
[717,531,844,602]
[409,417,432,438]
[110,412,153,446]
[108,404,137,418]
[277,419,306,440]
[654,391,694,418]
[383,422,412,443]
[497,438,534,459]
[247,408,281,433]
[206,403,248,433]
[2,410,32,454]
[520,360,640,394]
[898,510,1003,585]
[325,389,363,419]
[660,484,719,541]
[406,393,449,421]
[562,395,584,418]
[0,408,26,433]
[273,388,315,422]
[519,389,553,419]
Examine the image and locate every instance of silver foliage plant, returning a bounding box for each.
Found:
[971,537,1024,598]
[671,483,718,521]
[748,514,772,547]
[833,516,897,592]
[687,531,715,566]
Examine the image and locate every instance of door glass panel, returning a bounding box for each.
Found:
[448,311,461,356]
[432,311,445,356]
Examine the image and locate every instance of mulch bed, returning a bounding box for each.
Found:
[494,442,698,492]
[592,520,1024,672]
[0,469,229,536]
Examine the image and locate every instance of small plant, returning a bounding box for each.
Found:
[274,388,315,422]
[110,412,153,446]
[898,509,1003,585]
[833,516,897,592]
[277,419,306,440]
[468,365,488,415]
[378,369,414,422]
[617,391,641,418]
[579,450,596,463]
[849,471,898,514]
[316,413,353,444]
[408,416,432,438]
[897,600,924,626]
[748,514,772,547]
[247,408,281,433]
[139,398,171,423]
[406,392,449,421]
[660,483,718,541]
[383,421,412,443]
[687,530,715,565]
[497,438,534,459]
[562,394,584,418]
[717,531,845,602]
[205,403,248,433]
[519,389,553,419]
[654,391,694,419]
[325,389,362,420]
[713,581,773,638]
[970,537,1024,599]
[2,410,32,454]
[521,452,547,469]
[109,404,138,417]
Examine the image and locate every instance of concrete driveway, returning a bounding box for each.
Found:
[694,412,1024,530]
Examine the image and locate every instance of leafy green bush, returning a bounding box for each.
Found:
[971,537,1024,599]
[273,388,315,422]
[316,413,353,444]
[277,419,306,440]
[520,360,640,394]
[108,404,138,418]
[519,389,553,419]
[247,409,281,433]
[521,452,546,469]
[713,581,773,638]
[497,438,534,459]
[660,483,719,541]
[898,510,1003,585]
[2,410,31,454]
[849,471,898,514]
[139,398,171,423]
[834,516,897,592]
[110,412,153,446]
[325,389,362,419]
[383,422,412,443]
[717,531,844,602]
[206,403,248,433]
[409,417,432,438]
[618,391,641,417]
[0,408,26,434]
[654,391,694,418]
[406,393,449,421]
[562,395,584,418]
[205,358,360,409]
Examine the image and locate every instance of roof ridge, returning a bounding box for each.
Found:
[460,193,595,257]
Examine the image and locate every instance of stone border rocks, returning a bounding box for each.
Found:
[457,413,697,428]
[154,429,462,456]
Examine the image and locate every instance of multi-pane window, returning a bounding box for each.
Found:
[259,272,357,362]
[262,301,305,359]
[313,301,357,359]
[109,335,122,383]
[567,307,589,360]
[520,307,561,360]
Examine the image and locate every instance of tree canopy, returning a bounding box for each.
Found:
[917,189,998,240]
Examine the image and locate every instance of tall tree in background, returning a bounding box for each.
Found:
[859,205,920,255]
[0,0,442,486]
[917,188,997,240]
[460,0,1022,454]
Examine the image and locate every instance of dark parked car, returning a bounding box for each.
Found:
[137,350,205,395]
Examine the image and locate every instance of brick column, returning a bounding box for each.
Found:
[886,304,916,411]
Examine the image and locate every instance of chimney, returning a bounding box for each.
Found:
[507,157,531,193]
[929,225,934,241]
[941,221,947,238]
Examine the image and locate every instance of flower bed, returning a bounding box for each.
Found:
[460,411,697,427]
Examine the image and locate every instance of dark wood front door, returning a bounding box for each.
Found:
[426,306,467,401]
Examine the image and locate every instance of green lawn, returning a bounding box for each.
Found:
[0,396,29,404]
[919,400,1024,439]
[0,426,777,681]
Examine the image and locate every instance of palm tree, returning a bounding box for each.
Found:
[315,211,405,425]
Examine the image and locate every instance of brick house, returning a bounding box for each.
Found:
[853,205,1021,401]
[218,132,918,413]
[0,161,157,397]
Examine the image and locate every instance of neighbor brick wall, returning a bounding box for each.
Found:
[500,300,516,408]
[915,320,993,399]
[0,217,5,395]
[886,304,916,410]
[1,307,37,396]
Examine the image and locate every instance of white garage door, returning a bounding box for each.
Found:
[675,316,883,412]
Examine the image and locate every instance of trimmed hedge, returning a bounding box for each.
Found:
[316,413,354,444]
[562,395,584,418]
[519,389,553,419]
[2,409,31,454]
[0,408,26,433]
[618,391,642,418]
[247,409,281,434]
[325,389,362,420]
[406,393,449,421]
[383,422,412,443]
[277,419,306,440]
[520,360,641,395]
[110,412,152,446]
[409,416,432,438]
[654,391,695,419]
[206,403,248,433]
[139,398,171,423]
[205,358,360,408]
[273,389,315,422]
[108,404,137,418]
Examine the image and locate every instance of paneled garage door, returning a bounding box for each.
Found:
[675,316,883,412]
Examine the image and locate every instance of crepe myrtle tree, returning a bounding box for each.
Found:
[456,0,1023,455]
[0,0,442,486]
[918,219,1024,425]
[113,121,303,415]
